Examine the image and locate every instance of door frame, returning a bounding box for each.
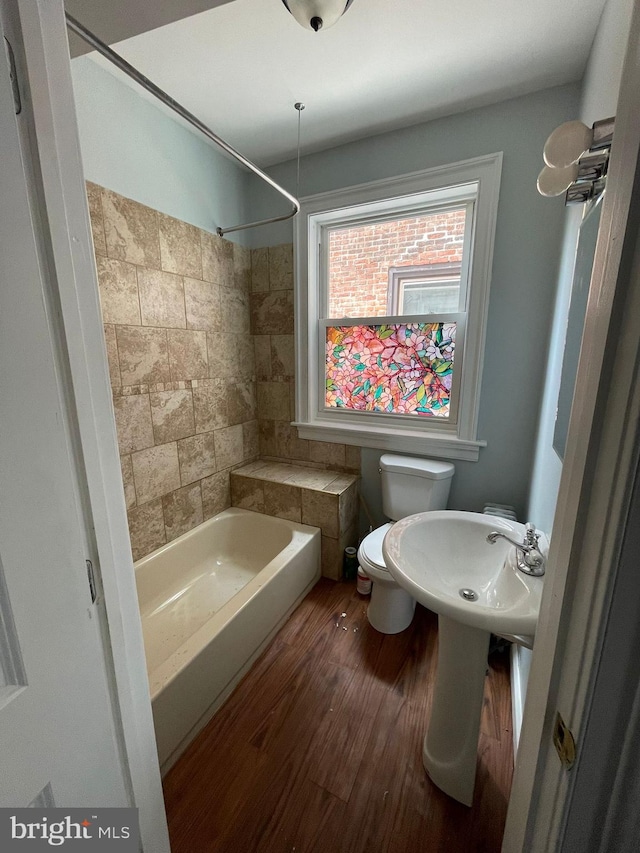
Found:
[503,1,640,849]
[13,1,170,849]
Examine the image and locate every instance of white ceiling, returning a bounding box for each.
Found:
[80,0,607,167]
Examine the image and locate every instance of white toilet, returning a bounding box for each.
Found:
[357,454,455,634]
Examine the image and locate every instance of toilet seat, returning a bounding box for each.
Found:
[359,523,394,573]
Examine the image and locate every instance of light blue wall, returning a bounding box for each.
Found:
[249,85,579,523]
[71,57,250,243]
[527,0,634,533]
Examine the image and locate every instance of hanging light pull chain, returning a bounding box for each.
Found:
[294,102,305,200]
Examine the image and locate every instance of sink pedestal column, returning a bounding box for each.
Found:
[423,615,490,806]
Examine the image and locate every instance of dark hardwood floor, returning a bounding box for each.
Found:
[163,578,513,853]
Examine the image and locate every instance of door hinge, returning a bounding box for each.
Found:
[86,559,97,604]
[553,711,576,770]
[3,38,21,115]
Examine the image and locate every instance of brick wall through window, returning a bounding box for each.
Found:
[328,207,467,317]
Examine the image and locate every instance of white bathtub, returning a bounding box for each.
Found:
[134,507,321,772]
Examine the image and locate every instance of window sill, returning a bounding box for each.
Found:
[293,421,485,462]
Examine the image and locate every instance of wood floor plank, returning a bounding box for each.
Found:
[481,650,512,742]
[212,656,342,852]
[275,578,353,649]
[336,691,434,853]
[163,578,514,853]
[164,740,266,851]
[306,662,389,802]
[266,778,347,853]
[372,605,437,696]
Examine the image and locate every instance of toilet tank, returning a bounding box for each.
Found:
[380,454,455,520]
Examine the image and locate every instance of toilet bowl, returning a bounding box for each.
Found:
[358,454,455,634]
[358,523,416,634]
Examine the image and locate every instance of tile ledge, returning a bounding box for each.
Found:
[232,460,358,494]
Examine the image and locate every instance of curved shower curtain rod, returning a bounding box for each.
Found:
[65,13,300,237]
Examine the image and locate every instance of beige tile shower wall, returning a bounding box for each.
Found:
[230,461,359,580]
[250,245,361,476]
[88,183,258,561]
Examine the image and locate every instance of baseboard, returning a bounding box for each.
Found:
[510,643,532,757]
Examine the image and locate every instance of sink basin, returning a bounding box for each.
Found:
[382,510,546,638]
[382,510,548,806]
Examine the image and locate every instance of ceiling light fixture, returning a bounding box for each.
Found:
[281,0,355,32]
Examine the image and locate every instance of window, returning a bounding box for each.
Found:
[387,263,462,315]
[294,154,502,461]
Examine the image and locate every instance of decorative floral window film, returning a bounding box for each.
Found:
[325,322,456,418]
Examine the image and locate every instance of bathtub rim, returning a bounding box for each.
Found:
[134,505,303,574]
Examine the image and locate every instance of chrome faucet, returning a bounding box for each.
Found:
[486,522,545,576]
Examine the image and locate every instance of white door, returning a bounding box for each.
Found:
[0,7,130,808]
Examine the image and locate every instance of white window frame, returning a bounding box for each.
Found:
[294,153,502,462]
[387,262,462,314]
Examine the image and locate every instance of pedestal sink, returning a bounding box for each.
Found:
[382,510,547,806]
